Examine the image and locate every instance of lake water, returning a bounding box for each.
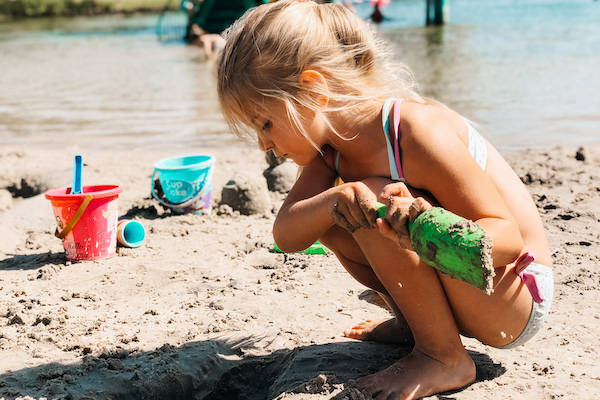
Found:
[1,0,599,152]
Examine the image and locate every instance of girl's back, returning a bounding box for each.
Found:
[412,101,552,266]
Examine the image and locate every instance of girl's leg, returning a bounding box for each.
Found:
[350,177,533,347]
[436,266,533,347]
[320,225,413,344]
[320,178,533,397]
[351,227,476,399]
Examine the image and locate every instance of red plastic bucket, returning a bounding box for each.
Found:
[45,185,123,261]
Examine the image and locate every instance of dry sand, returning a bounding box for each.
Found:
[0,143,599,399]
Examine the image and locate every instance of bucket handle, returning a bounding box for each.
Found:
[55,194,93,239]
[150,169,212,211]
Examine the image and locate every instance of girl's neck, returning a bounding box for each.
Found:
[327,102,385,162]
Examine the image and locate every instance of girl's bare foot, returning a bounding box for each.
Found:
[357,347,476,400]
[343,318,414,344]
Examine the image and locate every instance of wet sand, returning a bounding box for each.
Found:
[0,143,599,399]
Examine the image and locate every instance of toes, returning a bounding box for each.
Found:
[344,328,366,339]
[356,378,389,400]
[344,320,373,336]
[356,320,374,328]
[356,377,379,398]
[349,321,370,330]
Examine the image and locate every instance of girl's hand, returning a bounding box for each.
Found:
[329,182,379,233]
[377,182,432,249]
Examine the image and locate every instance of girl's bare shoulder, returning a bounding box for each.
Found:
[396,100,477,189]
[398,100,465,145]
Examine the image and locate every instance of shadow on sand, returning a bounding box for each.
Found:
[0,251,66,271]
[120,202,174,221]
[0,332,506,400]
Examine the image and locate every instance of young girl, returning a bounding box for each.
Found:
[216,1,554,398]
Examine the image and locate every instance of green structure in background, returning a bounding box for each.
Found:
[425,0,448,25]
[157,0,266,42]
[187,0,266,34]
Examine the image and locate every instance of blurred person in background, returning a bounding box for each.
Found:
[184,0,356,57]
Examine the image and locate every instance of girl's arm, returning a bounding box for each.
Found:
[273,150,380,252]
[398,103,524,267]
[273,153,337,252]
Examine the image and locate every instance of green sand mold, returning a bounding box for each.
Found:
[273,241,329,255]
[374,202,495,294]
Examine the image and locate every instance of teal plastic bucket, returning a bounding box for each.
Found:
[151,155,214,214]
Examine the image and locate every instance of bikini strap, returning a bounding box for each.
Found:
[336,98,404,180]
[381,98,400,181]
[392,99,404,178]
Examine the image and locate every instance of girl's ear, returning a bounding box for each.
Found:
[299,69,329,108]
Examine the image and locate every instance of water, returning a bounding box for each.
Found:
[1,0,599,152]
[0,13,226,150]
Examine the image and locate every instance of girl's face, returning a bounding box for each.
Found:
[252,102,327,166]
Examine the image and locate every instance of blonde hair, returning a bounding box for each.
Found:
[217,0,422,148]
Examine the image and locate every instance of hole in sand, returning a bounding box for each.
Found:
[5,177,47,199]
[0,335,504,399]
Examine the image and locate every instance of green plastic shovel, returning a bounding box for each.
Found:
[374,202,495,294]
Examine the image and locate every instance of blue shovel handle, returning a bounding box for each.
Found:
[72,155,83,194]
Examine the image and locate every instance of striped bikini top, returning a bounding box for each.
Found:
[334,98,488,181]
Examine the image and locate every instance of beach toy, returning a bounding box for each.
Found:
[273,241,329,255]
[71,155,83,194]
[151,155,214,214]
[44,155,123,261]
[374,202,495,294]
[45,185,122,261]
[116,220,146,248]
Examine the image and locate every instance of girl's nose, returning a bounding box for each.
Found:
[257,137,273,153]
[257,137,267,152]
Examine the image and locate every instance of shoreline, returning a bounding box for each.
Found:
[0,143,599,399]
[0,0,174,20]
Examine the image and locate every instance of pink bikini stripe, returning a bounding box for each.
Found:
[514,251,544,303]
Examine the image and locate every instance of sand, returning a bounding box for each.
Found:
[0,143,599,399]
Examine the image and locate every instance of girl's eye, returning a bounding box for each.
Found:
[262,120,272,131]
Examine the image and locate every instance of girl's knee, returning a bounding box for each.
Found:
[320,227,387,293]
[320,225,366,263]
[318,226,341,249]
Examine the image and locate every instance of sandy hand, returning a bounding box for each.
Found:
[329,182,379,234]
[376,182,432,249]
